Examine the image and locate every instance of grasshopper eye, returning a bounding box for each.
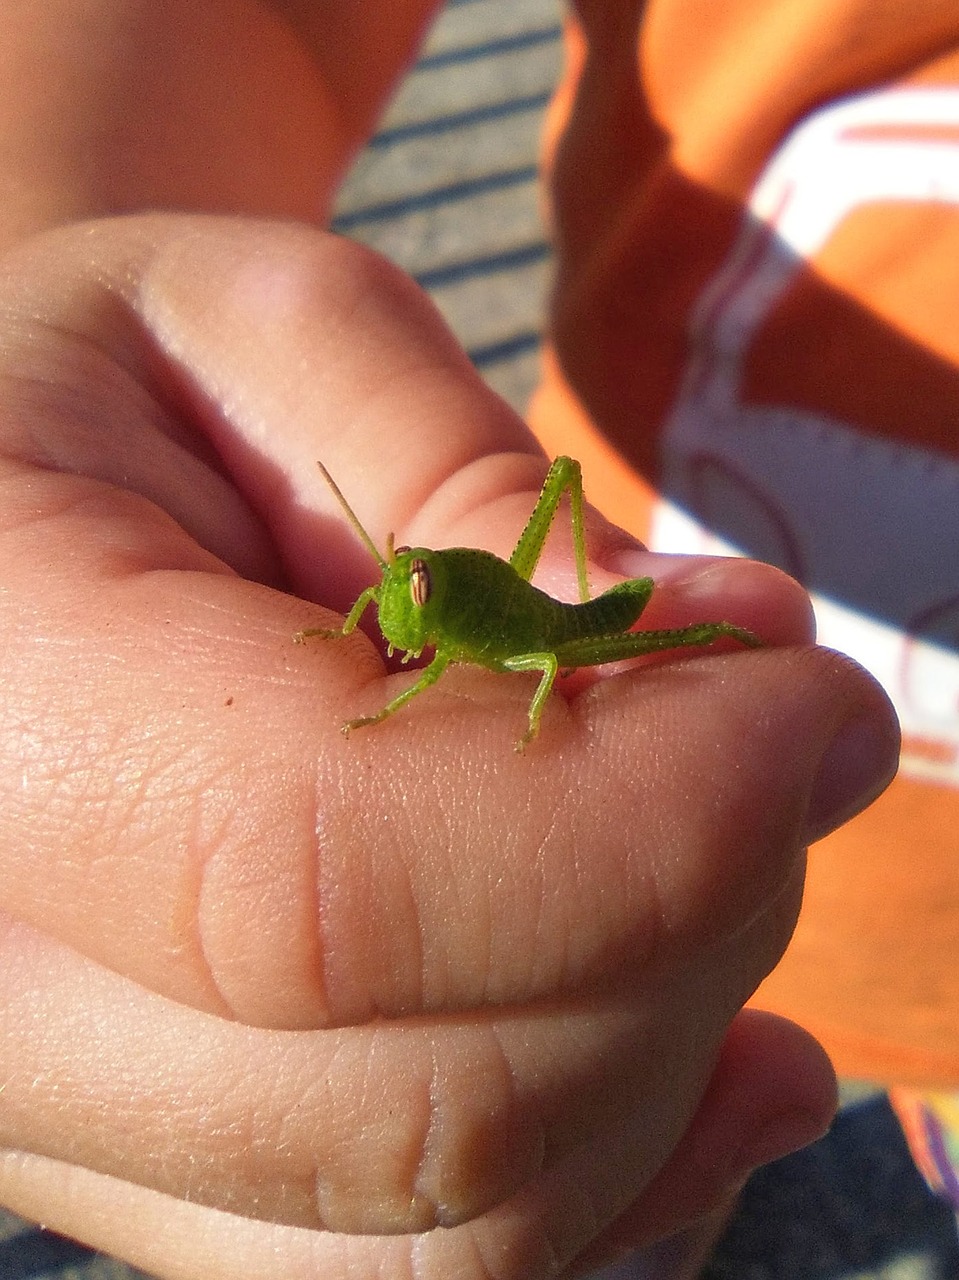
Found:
[410,558,431,607]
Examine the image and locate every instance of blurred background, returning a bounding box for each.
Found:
[333,0,560,415]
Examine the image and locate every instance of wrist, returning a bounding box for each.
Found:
[0,0,343,248]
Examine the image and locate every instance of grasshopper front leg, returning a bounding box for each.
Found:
[294,585,380,644]
[341,653,450,736]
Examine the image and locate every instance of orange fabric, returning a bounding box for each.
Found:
[530,1,959,1086]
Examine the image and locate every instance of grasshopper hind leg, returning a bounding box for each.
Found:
[553,620,762,668]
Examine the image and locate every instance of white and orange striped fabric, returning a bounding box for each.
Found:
[530,1,959,1092]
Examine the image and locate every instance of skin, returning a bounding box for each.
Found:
[0,3,900,1278]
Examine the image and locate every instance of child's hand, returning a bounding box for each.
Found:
[0,217,898,1278]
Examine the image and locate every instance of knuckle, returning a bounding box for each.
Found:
[311,1024,543,1234]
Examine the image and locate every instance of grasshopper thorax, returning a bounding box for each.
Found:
[376,547,446,655]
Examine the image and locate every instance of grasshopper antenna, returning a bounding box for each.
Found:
[316,460,391,570]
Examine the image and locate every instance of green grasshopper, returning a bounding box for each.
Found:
[296,456,761,750]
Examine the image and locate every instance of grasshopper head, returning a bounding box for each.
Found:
[376,547,445,655]
[310,463,448,658]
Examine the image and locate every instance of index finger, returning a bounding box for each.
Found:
[0,215,900,1254]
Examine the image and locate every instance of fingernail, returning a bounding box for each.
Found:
[803,711,900,844]
[606,550,711,585]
